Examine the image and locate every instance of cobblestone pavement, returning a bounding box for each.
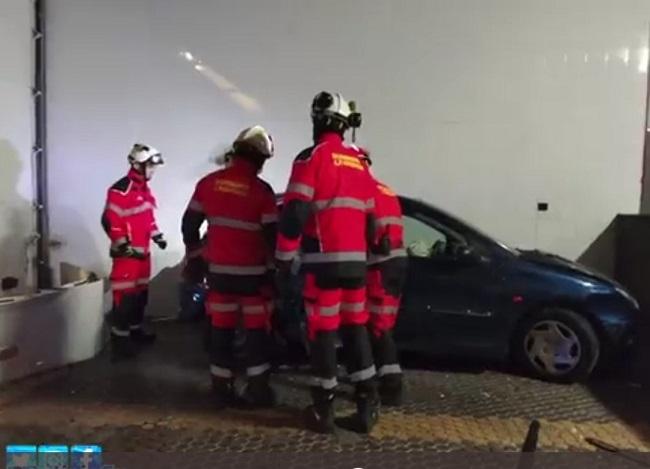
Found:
[0,322,648,459]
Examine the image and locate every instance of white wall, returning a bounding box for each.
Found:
[47,0,650,291]
[0,0,35,295]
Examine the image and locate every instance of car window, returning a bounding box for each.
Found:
[403,215,448,258]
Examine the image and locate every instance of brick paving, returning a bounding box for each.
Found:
[0,321,648,463]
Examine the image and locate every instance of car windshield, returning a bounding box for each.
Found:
[415,199,520,256]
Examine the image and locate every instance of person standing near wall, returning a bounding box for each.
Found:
[361,152,408,406]
[276,92,380,434]
[182,126,278,408]
[101,144,167,361]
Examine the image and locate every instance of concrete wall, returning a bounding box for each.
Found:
[46,1,650,315]
[0,0,35,295]
[0,280,105,384]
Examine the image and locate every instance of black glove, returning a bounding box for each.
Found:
[153,234,167,250]
[371,234,392,256]
[110,242,145,259]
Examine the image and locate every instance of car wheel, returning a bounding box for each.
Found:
[512,308,600,383]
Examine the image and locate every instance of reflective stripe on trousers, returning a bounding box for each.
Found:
[208,264,267,275]
[247,363,271,377]
[377,364,402,377]
[242,302,274,315]
[111,327,130,337]
[369,305,399,315]
[302,251,366,264]
[207,302,239,313]
[275,249,297,262]
[210,365,233,379]
[307,301,365,317]
[112,280,137,291]
[310,376,338,390]
[348,365,376,383]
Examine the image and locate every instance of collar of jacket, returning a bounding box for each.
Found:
[127,167,147,187]
[230,157,259,175]
[317,132,344,145]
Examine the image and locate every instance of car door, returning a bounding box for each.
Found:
[399,213,503,354]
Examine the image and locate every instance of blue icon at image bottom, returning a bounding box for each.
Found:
[38,446,69,469]
[70,446,102,469]
[5,446,37,469]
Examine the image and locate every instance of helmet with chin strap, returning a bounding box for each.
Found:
[128,143,163,180]
[311,91,362,136]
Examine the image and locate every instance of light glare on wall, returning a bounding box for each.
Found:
[638,47,649,74]
[619,47,630,66]
[179,51,262,113]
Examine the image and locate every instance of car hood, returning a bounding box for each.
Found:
[517,249,617,286]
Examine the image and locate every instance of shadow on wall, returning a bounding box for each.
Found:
[148,262,182,318]
[0,139,32,296]
[0,140,67,382]
[49,205,104,286]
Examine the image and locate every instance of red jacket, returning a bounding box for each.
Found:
[182,158,277,278]
[368,179,406,267]
[277,132,376,279]
[102,168,160,254]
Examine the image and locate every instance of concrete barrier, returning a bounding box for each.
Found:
[0,279,105,384]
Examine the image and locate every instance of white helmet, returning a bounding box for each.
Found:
[311,91,362,132]
[233,125,274,159]
[128,143,164,165]
[311,91,351,124]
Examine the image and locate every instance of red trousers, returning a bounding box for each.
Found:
[110,257,151,300]
[303,273,369,340]
[110,256,151,335]
[367,269,400,336]
[206,290,273,330]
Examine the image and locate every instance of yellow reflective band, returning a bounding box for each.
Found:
[332,153,364,170]
[214,179,250,196]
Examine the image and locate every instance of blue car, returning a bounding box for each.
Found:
[277,195,640,383]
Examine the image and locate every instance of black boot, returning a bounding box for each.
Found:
[241,371,276,409]
[130,327,157,345]
[354,391,380,433]
[212,376,236,409]
[337,380,380,434]
[304,387,336,434]
[379,374,403,407]
[111,332,137,362]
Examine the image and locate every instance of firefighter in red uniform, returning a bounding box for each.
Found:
[102,144,166,361]
[362,153,408,406]
[277,92,379,434]
[182,126,277,408]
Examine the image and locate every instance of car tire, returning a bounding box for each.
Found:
[512,308,600,383]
